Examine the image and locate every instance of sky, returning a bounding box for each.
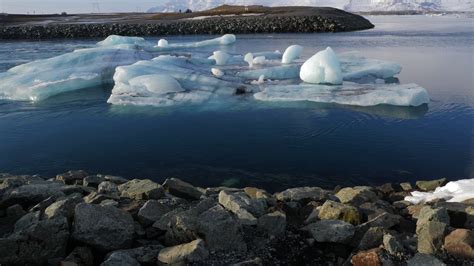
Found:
[0,0,164,14]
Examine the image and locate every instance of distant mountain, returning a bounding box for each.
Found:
[146,0,474,13]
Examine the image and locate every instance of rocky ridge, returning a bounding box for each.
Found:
[0,171,473,265]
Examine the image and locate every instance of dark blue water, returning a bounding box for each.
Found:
[0,15,473,191]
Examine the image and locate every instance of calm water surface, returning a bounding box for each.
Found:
[0,15,473,191]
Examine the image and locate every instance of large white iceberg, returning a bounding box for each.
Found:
[282,45,303,64]
[97,35,148,47]
[405,179,474,204]
[254,83,430,107]
[300,47,343,85]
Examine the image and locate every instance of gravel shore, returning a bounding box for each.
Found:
[0,6,374,40]
[0,171,473,265]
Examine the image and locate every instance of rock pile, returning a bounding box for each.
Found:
[0,171,472,265]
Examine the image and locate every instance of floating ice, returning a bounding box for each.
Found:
[300,47,343,85]
[209,51,231,65]
[237,65,300,80]
[253,51,282,60]
[254,83,430,107]
[339,52,402,82]
[405,179,474,204]
[282,45,303,64]
[244,53,254,68]
[158,39,169,48]
[153,34,236,50]
[0,46,151,101]
[211,68,224,77]
[97,35,148,47]
[251,75,265,85]
[253,56,266,65]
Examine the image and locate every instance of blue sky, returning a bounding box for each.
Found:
[0,0,165,14]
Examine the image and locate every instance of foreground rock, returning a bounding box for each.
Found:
[0,172,472,265]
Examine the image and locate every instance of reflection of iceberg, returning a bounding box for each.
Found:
[0,47,151,101]
[254,83,430,107]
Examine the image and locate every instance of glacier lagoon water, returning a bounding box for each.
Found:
[0,15,473,191]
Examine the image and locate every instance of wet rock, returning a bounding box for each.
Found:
[83,175,105,188]
[351,248,383,266]
[44,195,83,221]
[218,190,266,225]
[415,178,447,192]
[302,219,355,244]
[197,204,247,251]
[444,228,474,260]
[318,200,361,225]
[72,203,135,251]
[56,170,88,185]
[137,200,171,226]
[417,221,447,254]
[97,181,119,196]
[383,234,404,256]
[257,211,286,236]
[407,253,446,266]
[274,187,329,203]
[118,179,164,200]
[358,227,386,250]
[163,177,203,200]
[158,239,209,264]
[62,246,94,266]
[335,186,377,205]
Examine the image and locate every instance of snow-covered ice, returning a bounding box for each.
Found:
[211,68,224,77]
[405,179,474,204]
[253,56,267,65]
[158,39,169,48]
[209,51,231,65]
[282,45,303,64]
[97,35,148,47]
[153,34,236,50]
[300,47,343,85]
[254,83,430,107]
[340,52,402,82]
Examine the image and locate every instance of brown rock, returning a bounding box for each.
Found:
[351,248,382,266]
[444,229,474,260]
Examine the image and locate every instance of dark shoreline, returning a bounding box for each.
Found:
[0,6,374,40]
[0,171,472,265]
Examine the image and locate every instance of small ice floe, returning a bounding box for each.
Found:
[251,75,265,85]
[300,47,343,85]
[282,45,303,64]
[244,53,254,68]
[211,68,224,77]
[153,34,236,50]
[253,56,266,65]
[157,39,169,48]
[97,35,147,47]
[405,179,474,204]
[209,51,231,65]
[237,65,300,80]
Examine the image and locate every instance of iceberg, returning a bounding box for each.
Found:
[237,65,301,80]
[209,51,231,65]
[405,179,474,204]
[97,35,148,47]
[153,34,236,50]
[0,46,151,101]
[158,39,169,48]
[254,83,430,107]
[339,52,402,82]
[211,68,224,77]
[282,45,303,64]
[300,47,343,85]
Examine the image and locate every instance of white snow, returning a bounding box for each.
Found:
[300,47,343,85]
[405,179,474,204]
[209,51,231,65]
[211,68,224,77]
[282,45,303,64]
[254,83,430,107]
[158,39,169,48]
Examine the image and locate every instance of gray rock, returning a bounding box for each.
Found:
[101,251,140,266]
[100,199,119,207]
[14,211,41,232]
[304,206,320,224]
[56,170,88,185]
[158,239,209,264]
[335,186,377,205]
[118,179,164,200]
[318,200,361,225]
[416,206,450,234]
[274,187,329,202]
[218,190,266,225]
[137,200,171,226]
[415,178,447,192]
[358,227,386,250]
[417,221,447,254]
[197,205,247,251]
[72,203,135,251]
[106,245,163,264]
[44,196,83,221]
[101,174,128,184]
[362,212,401,229]
[257,211,286,236]
[302,220,355,244]
[97,181,119,196]
[1,183,65,209]
[407,253,446,266]
[6,204,25,217]
[383,234,404,256]
[83,191,119,204]
[163,178,203,200]
[83,175,105,188]
[400,182,413,191]
[62,246,94,266]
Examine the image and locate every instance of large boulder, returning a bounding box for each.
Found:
[158,239,209,264]
[444,229,474,259]
[257,211,286,236]
[351,248,383,266]
[335,186,377,205]
[83,175,105,188]
[98,181,119,196]
[416,206,449,234]
[163,178,202,200]
[302,220,355,244]
[417,221,447,254]
[0,183,65,209]
[72,203,135,251]
[407,253,446,266]
[358,227,386,250]
[62,246,94,266]
[318,200,361,225]
[383,234,404,256]
[218,190,266,225]
[274,187,329,203]
[137,200,171,226]
[415,178,447,191]
[44,195,83,221]
[56,170,88,185]
[118,179,164,200]
[102,245,163,266]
